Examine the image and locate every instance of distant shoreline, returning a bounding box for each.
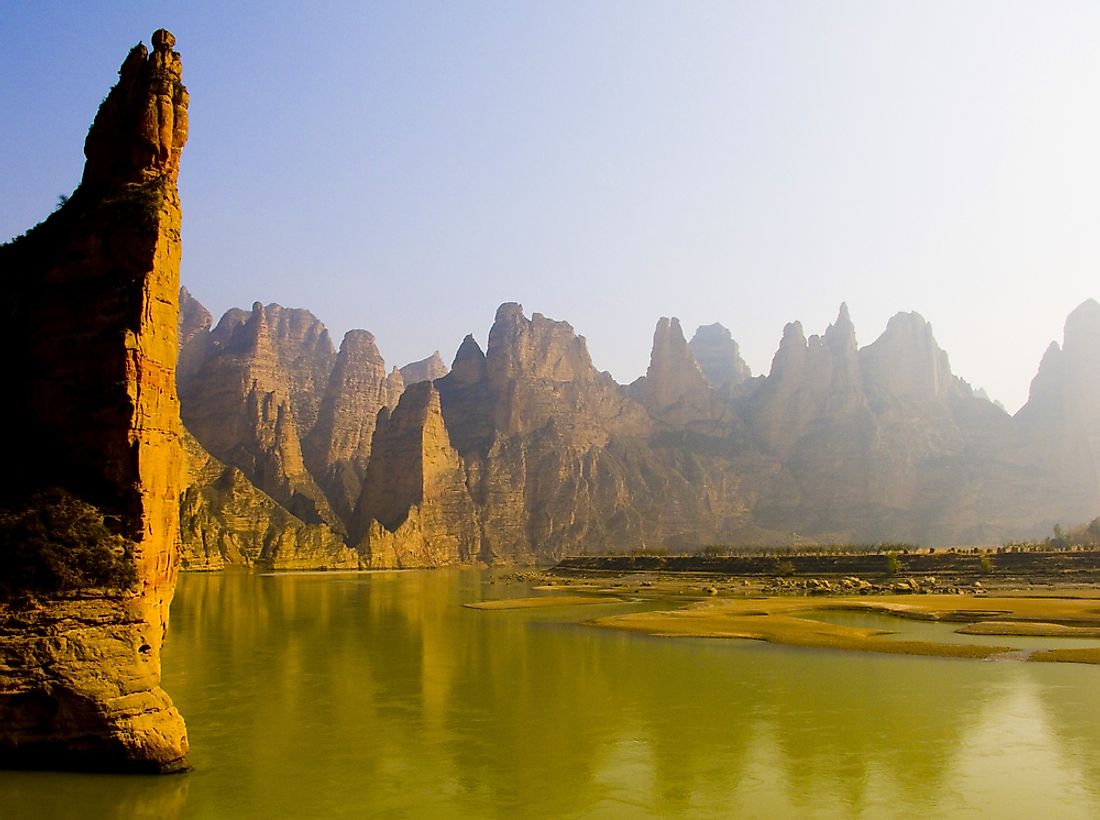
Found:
[554,548,1100,593]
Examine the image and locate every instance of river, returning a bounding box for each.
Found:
[2,570,1098,818]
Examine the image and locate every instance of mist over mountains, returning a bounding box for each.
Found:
[177,288,1100,568]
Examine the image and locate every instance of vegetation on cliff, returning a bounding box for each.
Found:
[0,489,136,597]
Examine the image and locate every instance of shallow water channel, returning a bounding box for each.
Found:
[2,570,1099,818]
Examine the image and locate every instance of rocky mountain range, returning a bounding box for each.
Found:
[177,290,1100,568]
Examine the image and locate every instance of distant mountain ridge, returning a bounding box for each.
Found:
[177,289,1100,567]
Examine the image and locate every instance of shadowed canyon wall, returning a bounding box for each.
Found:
[0,30,189,771]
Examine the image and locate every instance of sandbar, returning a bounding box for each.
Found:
[589,595,1100,664]
[465,595,623,610]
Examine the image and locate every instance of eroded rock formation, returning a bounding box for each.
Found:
[399,351,448,385]
[180,433,358,570]
[0,30,189,772]
[355,382,479,567]
[303,330,391,523]
[689,322,751,392]
[178,294,1100,561]
[1015,299,1100,526]
[178,301,341,530]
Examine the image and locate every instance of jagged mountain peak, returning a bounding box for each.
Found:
[640,316,709,409]
[1064,298,1100,350]
[486,303,593,383]
[341,328,378,348]
[689,322,751,389]
[827,302,856,344]
[860,310,952,402]
[400,350,449,385]
[449,334,488,385]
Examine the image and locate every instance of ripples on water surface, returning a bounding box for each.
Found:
[2,570,1099,818]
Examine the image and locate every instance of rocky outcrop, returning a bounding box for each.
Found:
[431,305,774,560]
[399,351,448,385]
[689,323,751,391]
[860,312,955,404]
[303,330,391,523]
[355,382,479,567]
[747,304,866,453]
[178,301,342,530]
[0,31,189,772]
[385,366,405,410]
[176,289,1100,557]
[632,317,731,431]
[177,287,213,386]
[1015,299,1100,524]
[180,432,357,570]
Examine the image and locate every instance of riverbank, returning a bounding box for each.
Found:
[473,553,1100,664]
[554,547,1100,593]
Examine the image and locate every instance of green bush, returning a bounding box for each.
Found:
[0,488,137,597]
[885,552,903,575]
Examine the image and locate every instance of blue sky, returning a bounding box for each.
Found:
[3,1,1099,411]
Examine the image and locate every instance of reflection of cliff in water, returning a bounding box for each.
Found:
[1034,667,1100,791]
[141,572,1100,817]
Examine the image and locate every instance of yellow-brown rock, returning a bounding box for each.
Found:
[179,301,342,530]
[180,431,359,570]
[0,31,189,772]
[632,316,739,435]
[399,351,449,385]
[177,286,214,386]
[433,304,770,561]
[302,330,390,525]
[356,382,480,567]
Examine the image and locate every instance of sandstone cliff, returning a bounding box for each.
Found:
[427,304,781,561]
[0,31,189,772]
[179,290,1100,557]
[180,432,358,570]
[689,322,751,392]
[1015,299,1100,526]
[399,351,449,385]
[176,286,1099,558]
[178,300,342,530]
[302,330,392,524]
[355,382,480,567]
[631,317,734,433]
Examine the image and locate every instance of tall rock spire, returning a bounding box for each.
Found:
[82,29,189,189]
[0,31,190,772]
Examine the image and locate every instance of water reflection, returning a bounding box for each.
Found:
[2,571,1098,818]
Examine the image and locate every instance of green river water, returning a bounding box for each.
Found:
[2,570,1099,818]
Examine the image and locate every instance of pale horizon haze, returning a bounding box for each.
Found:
[3,2,1100,412]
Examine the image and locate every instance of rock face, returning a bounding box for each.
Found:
[632,317,726,430]
[178,294,1100,560]
[689,323,751,391]
[180,432,358,570]
[355,382,480,567]
[399,351,448,385]
[425,305,770,560]
[303,330,391,524]
[1015,299,1100,525]
[0,31,189,772]
[178,301,342,530]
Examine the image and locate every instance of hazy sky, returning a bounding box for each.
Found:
[3,2,1099,411]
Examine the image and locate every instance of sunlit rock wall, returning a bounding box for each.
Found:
[0,30,190,772]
